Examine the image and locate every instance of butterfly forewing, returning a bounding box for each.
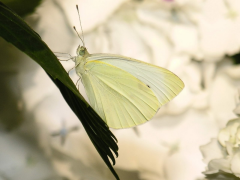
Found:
[87,54,184,107]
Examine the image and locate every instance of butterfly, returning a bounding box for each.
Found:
[67,6,184,129]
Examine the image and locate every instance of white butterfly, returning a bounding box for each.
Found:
[68,6,184,129]
[72,45,184,129]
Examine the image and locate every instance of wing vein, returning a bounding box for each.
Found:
[93,71,158,111]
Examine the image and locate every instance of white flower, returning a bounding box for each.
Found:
[218,118,240,147]
[199,0,240,60]
[200,118,240,178]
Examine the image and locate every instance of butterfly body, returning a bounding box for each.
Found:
[74,46,89,77]
[73,46,184,129]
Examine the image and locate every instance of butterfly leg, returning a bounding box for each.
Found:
[67,61,81,74]
[75,77,81,90]
[59,57,75,61]
[54,52,75,62]
[54,52,73,57]
[67,66,76,74]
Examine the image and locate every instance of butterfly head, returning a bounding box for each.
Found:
[77,45,89,57]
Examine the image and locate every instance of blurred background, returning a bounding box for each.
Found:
[1,0,240,180]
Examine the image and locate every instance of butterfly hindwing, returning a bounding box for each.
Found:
[81,60,160,129]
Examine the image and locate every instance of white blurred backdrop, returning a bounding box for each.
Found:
[1,0,240,180]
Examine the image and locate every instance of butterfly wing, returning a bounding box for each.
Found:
[81,60,160,129]
[87,54,184,107]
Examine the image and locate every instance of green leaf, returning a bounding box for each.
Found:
[1,0,42,16]
[228,52,240,65]
[204,171,239,180]
[0,2,119,180]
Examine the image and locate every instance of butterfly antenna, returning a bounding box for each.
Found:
[73,26,84,46]
[76,5,85,47]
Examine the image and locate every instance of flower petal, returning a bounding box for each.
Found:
[205,158,232,174]
[200,138,226,164]
[230,149,240,177]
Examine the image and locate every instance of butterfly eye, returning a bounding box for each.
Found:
[76,46,86,56]
[79,49,85,56]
